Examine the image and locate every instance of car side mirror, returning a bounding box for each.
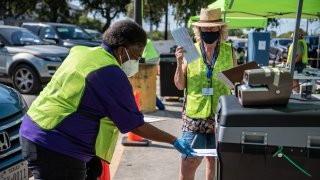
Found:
[44,34,59,44]
[0,40,4,47]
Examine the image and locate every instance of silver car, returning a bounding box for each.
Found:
[269,38,292,62]
[0,25,69,94]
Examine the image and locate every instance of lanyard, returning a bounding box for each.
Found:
[200,41,220,86]
[101,43,115,57]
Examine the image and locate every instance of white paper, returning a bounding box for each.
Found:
[258,41,266,50]
[171,27,200,63]
[191,149,217,157]
[144,116,166,123]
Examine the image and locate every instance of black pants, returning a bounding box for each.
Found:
[20,136,87,180]
[295,61,306,73]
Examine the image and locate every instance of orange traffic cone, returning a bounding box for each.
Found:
[134,90,141,111]
[127,132,144,142]
[99,160,110,180]
[121,90,149,146]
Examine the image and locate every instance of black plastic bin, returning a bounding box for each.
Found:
[159,53,184,97]
[216,95,320,180]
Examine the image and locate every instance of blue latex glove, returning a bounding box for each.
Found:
[173,138,194,156]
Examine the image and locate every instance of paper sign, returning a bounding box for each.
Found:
[171,27,200,63]
[258,41,266,50]
[191,149,217,157]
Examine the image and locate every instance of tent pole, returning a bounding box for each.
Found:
[317,35,320,68]
[306,19,309,34]
[290,0,304,77]
[228,0,234,9]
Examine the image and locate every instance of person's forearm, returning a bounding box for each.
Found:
[174,64,186,90]
[131,122,177,145]
[295,54,303,63]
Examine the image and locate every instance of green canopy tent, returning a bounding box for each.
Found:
[188,16,268,29]
[208,0,320,19]
[208,0,320,75]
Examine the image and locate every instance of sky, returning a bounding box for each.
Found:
[71,1,320,36]
[267,18,320,36]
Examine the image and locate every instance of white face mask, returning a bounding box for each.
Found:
[120,48,139,77]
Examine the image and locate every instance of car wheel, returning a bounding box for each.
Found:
[12,64,40,94]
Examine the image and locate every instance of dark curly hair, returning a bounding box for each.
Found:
[102,19,147,50]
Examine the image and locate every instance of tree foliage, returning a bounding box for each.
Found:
[170,0,214,27]
[35,0,81,23]
[78,16,103,31]
[269,30,277,38]
[126,0,167,29]
[147,31,164,40]
[228,29,243,37]
[277,29,307,38]
[268,18,280,28]
[278,31,293,38]
[79,0,130,31]
[0,0,37,20]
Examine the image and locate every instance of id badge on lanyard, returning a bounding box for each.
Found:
[202,87,213,96]
[202,77,213,96]
[201,42,219,96]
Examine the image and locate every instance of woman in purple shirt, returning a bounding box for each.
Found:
[20,19,193,180]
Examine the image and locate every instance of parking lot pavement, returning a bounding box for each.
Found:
[111,99,206,180]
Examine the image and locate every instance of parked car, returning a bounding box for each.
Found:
[303,36,319,67]
[22,22,101,48]
[269,38,292,62]
[232,39,247,51]
[0,25,69,94]
[85,28,102,42]
[0,83,29,179]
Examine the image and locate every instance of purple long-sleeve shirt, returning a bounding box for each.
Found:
[20,46,144,162]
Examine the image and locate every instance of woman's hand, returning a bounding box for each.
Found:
[174,46,187,90]
[175,46,184,66]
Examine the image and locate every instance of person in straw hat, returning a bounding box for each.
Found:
[174,8,237,180]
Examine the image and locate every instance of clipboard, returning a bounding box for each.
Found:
[217,61,260,89]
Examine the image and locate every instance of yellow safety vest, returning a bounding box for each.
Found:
[186,42,233,118]
[287,39,308,65]
[28,46,120,163]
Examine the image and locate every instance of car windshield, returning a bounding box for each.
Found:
[0,28,47,46]
[233,41,247,49]
[55,26,93,40]
[278,39,292,46]
[309,37,319,46]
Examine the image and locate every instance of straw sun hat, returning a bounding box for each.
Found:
[192,8,227,27]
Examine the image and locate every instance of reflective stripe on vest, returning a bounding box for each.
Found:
[287,39,308,64]
[27,46,120,163]
[186,42,233,118]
